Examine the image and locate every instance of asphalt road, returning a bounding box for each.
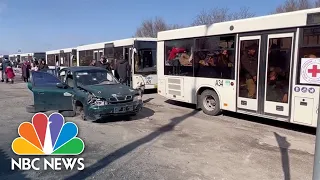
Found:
[0,82,316,180]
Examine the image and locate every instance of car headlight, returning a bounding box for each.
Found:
[87,93,108,106]
[133,95,142,101]
[93,100,107,106]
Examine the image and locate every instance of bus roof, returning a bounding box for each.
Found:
[9,54,20,57]
[158,8,320,41]
[46,47,75,55]
[19,53,33,56]
[76,37,157,51]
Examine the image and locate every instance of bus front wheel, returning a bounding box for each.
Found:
[200,90,221,116]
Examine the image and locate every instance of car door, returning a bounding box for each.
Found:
[30,71,74,112]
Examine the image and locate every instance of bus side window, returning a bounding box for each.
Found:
[194,35,235,79]
[297,26,320,84]
[266,37,292,103]
[164,39,194,76]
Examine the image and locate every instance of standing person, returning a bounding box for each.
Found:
[22,61,31,82]
[90,60,96,66]
[241,44,258,99]
[38,59,48,71]
[5,65,15,84]
[95,56,107,69]
[105,61,112,71]
[1,61,4,82]
[31,62,38,71]
[115,55,130,85]
[32,60,39,71]
[1,58,11,83]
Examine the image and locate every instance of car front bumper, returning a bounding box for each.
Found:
[86,100,143,121]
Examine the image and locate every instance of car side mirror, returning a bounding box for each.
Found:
[56,82,67,89]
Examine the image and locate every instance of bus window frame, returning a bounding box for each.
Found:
[297,25,320,86]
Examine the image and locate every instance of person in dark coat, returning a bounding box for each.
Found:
[22,61,31,82]
[240,43,258,98]
[95,56,107,69]
[38,59,49,71]
[115,57,130,85]
[95,56,112,71]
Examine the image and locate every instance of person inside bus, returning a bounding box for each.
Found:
[268,43,279,68]
[168,46,187,74]
[305,54,317,58]
[168,47,186,61]
[217,49,233,79]
[241,43,258,98]
[266,70,288,103]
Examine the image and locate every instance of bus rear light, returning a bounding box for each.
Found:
[224,103,228,107]
[231,82,234,86]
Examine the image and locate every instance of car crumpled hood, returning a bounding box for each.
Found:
[79,84,138,99]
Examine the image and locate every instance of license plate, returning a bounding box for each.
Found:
[114,106,133,113]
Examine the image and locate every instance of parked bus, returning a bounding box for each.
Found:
[46,47,77,68]
[157,8,320,127]
[76,38,157,89]
[8,54,21,67]
[20,52,46,63]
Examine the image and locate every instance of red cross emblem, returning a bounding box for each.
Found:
[308,65,320,77]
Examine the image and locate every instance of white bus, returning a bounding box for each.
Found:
[19,52,46,63]
[9,54,20,65]
[157,8,320,127]
[46,47,77,68]
[76,38,157,89]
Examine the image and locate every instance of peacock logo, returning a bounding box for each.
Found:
[12,112,84,155]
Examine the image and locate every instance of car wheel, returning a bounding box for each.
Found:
[26,105,37,113]
[200,89,221,116]
[59,110,76,117]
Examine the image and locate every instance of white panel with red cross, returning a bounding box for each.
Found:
[300,58,320,85]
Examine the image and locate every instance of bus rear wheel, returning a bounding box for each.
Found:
[200,90,221,116]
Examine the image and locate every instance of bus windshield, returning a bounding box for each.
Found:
[134,49,156,73]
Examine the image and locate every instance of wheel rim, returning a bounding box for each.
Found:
[203,95,216,111]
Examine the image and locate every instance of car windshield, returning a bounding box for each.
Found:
[75,70,119,86]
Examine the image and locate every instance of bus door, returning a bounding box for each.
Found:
[93,49,104,61]
[237,35,262,112]
[59,50,65,66]
[237,33,294,117]
[104,43,115,74]
[263,33,294,117]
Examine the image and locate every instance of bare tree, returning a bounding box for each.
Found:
[191,7,255,26]
[273,0,319,13]
[231,7,256,20]
[135,17,183,38]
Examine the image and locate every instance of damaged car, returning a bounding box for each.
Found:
[26,66,144,121]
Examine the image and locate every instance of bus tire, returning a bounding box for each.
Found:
[200,90,221,116]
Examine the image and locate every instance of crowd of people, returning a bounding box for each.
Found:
[1,55,131,86]
[0,58,49,83]
[90,55,131,85]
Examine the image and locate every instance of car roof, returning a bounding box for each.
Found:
[65,66,107,72]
